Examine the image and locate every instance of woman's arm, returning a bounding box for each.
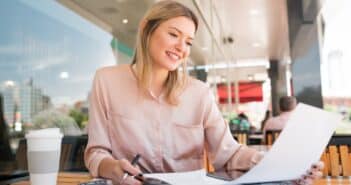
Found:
[85,70,141,185]
[84,69,114,177]
[201,88,262,175]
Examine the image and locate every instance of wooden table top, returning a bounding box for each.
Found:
[313,177,351,184]
[10,172,351,185]
[11,172,91,185]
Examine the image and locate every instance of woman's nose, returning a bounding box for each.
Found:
[175,40,186,52]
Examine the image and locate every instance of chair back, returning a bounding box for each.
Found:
[14,139,27,170]
[60,135,88,171]
[321,135,351,177]
[232,130,249,145]
[203,150,214,173]
[264,130,281,145]
[15,135,88,172]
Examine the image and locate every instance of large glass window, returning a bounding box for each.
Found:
[0,0,116,170]
[321,1,351,133]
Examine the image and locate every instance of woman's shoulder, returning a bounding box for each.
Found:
[95,64,131,78]
[184,76,212,95]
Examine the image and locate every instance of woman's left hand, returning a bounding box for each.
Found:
[294,161,324,185]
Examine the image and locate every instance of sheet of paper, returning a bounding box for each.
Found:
[144,169,226,185]
[145,103,341,185]
[228,103,341,184]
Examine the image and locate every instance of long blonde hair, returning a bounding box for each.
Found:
[132,0,198,105]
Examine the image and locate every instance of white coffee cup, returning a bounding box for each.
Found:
[25,128,63,185]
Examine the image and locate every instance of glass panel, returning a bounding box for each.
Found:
[321,1,351,134]
[0,0,115,172]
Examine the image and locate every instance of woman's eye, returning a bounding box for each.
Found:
[169,32,178,37]
[186,42,193,46]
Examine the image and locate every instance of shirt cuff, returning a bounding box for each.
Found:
[86,150,114,177]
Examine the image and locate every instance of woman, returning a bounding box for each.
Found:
[85,1,322,185]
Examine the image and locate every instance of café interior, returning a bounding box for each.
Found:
[1,0,351,184]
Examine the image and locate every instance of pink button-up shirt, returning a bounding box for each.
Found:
[85,65,260,177]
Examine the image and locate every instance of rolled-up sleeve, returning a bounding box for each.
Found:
[84,70,114,177]
[202,89,261,171]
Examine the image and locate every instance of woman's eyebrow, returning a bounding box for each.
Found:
[169,26,194,40]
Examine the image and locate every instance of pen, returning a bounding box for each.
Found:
[121,154,141,182]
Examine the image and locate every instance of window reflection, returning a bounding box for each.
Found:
[0,0,115,158]
[321,0,351,133]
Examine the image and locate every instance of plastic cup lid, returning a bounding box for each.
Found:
[25,128,63,139]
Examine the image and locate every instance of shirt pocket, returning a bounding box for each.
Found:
[170,122,204,160]
[107,111,147,158]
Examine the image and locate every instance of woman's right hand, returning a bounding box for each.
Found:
[99,158,142,185]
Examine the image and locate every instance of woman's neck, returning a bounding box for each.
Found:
[132,63,169,97]
[150,65,169,97]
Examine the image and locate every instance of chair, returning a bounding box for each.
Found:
[248,131,264,145]
[264,130,281,145]
[203,150,215,173]
[15,135,88,172]
[232,130,249,145]
[15,139,27,170]
[60,135,88,172]
[320,135,351,177]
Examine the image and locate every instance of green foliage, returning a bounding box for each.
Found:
[69,109,88,129]
[29,110,82,136]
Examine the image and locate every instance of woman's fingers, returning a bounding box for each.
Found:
[119,159,142,175]
[294,176,313,185]
[116,159,143,185]
[311,161,324,171]
[120,175,143,185]
[302,178,313,185]
[306,169,323,179]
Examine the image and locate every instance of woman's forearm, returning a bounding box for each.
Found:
[98,158,120,182]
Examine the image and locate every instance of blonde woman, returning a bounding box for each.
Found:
[85,1,322,185]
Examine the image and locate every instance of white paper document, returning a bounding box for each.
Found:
[144,169,225,185]
[145,103,342,185]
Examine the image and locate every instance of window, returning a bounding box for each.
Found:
[0,0,116,170]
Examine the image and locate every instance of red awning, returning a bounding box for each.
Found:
[217,82,263,104]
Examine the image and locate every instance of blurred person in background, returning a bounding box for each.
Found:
[263,96,297,132]
[260,110,271,132]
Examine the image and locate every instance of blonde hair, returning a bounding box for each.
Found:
[132,0,198,105]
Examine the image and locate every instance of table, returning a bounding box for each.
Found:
[11,172,91,185]
[248,144,271,152]
[10,172,351,185]
[313,177,351,184]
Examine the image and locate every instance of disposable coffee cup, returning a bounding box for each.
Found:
[25,128,63,185]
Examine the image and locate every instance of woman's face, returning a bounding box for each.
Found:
[148,16,195,72]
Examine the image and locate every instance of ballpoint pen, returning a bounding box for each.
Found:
[121,154,141,183]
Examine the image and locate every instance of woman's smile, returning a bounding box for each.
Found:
[165,51,181,62]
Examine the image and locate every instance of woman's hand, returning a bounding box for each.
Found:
[293,161,324,185]
[99,158,142,185]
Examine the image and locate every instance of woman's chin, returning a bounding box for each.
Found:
[162,63,180,71]
[169,65,180,71]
